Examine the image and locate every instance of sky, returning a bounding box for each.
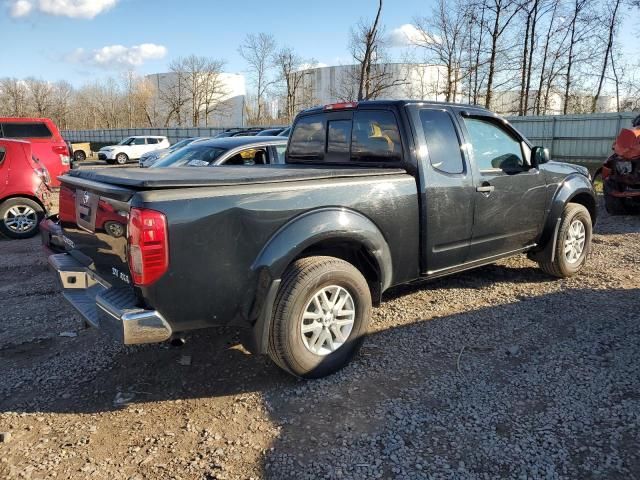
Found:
[0,0,638,87]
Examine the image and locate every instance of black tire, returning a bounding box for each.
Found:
[538,203,592,278]
[268,256,372,379]
[0,197,44,239]
[115,153,129,165]
[74,150,86,162]
[604,193,628,215]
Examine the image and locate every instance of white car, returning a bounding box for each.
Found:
[98,136,170,165]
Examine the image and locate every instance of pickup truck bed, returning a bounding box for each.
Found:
[66,165,407,188]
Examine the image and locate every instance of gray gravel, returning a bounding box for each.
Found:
[0,202,639,479]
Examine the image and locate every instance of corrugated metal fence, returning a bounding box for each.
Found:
[506,112,636,165]
[63,127,228,145]
[63,112,638,165]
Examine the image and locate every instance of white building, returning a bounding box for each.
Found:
[294,63,451,105]
[145,72,246,127]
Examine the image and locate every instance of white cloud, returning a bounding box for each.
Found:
[389,24,434,47]
[10,0,32,16]
[67,43,168,69]
[7,0,118,19]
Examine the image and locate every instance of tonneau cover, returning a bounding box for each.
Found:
[65,165,408,189]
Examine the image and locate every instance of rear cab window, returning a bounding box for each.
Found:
[287,108,402,165]
[1,122,52,139]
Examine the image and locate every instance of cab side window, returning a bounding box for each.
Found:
[463,118,524,172]
[133,138,146,145]
[352,111,401,162]
[147,138,158,144]
[0,147,5,166]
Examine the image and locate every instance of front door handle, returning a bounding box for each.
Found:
[476,183,495,193]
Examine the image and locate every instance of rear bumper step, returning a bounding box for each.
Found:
[47,253,172,345]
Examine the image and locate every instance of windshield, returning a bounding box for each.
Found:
[151,144,227,168]
[118,137,134,145]
[169,138,195,151]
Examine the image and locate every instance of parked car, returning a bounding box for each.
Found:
[0,117,70,187]
[256,127,287,136]
[593,117,640,215]
[214,128,248,138]
[98,136,170,165]
[71,142,91,162]
[42,100,596,379]
[150,137,287,168]
[278,127,291,137]
[139,137,208,168]
[0,139,52,239]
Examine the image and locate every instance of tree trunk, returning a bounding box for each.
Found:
[592,0,620,113]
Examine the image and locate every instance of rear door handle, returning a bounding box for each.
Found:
[476,184,495,193]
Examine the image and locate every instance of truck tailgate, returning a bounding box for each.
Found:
[57,175,135,289]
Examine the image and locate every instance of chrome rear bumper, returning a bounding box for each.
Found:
[47,252,172,345]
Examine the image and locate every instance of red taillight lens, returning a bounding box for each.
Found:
[53,145,70,165]
[127,208,169,286]
[52,145,69,155]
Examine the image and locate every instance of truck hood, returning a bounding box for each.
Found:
[63,165,407,189]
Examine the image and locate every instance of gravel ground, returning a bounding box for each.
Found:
[0,195,639,479]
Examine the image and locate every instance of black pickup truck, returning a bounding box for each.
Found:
[42,100,596,378]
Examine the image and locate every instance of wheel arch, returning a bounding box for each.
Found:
[0,193,46,212]
[247,207,393,354]
[529,174,596,263]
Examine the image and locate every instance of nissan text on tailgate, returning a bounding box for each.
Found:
[42,100,597,378]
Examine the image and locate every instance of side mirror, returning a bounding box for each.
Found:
[531,146,550,168]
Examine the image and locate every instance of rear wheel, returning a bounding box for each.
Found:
[74,150,86,162]
[0,198,44,239]
[604,194,628,215]
[268,256,372,378]
[538,203,592,278]
[115,153,129,165]
[603,179,628,215]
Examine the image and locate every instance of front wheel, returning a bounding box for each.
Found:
[538,203,592,278]
[115,153,129,165]
[268,256,372,379]
[0,198,44,239]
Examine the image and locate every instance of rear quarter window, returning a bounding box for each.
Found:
[288,115,325,160]
[1,122,52,139]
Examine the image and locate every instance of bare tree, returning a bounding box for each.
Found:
[159,61,189,126]
[592,0,623,112]
[0,78,29,116]
[273,47,316,122]
[201,59,228,126]
[349,0,406,101]
[239,33,276,123]
[412,0,470,102]
[483,0,524,109]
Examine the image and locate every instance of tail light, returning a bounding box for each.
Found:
[127,208,169,286]
[324,102,358,111]
[53,145,71,165]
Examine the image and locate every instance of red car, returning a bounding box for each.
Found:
[0,139,53,239]
[0,118,70,187]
